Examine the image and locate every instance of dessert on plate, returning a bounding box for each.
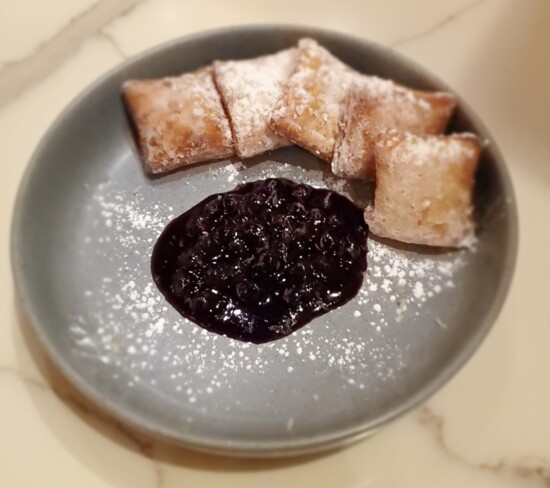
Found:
[365,130,480,247]
[123,67,234,174]
[213,48,297,158]
[331,77,456,180]
[123,38,481,250]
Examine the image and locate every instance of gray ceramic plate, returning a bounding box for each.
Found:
[11,25,517,457]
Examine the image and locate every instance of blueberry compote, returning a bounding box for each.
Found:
[151,178,368,344]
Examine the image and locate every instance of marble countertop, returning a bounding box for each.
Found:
[1,0,549,486]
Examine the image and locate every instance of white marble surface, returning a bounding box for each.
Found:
[1,0,549,486]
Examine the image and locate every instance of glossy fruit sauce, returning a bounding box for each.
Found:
[151,178,368,343]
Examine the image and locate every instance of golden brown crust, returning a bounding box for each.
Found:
[122,67,234,174]
[365,131,480,247]
[213,49,297,158]
[269,38,358,161]
[332,78,456,180]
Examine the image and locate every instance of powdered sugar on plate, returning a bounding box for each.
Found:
[68,157,471,413]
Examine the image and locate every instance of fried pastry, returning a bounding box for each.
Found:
[270,38,358,161]
[122,67,234,174]
[365,131,481,247]
[213,48,297,158]
[332,78,456,180]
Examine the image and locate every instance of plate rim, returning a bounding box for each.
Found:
[10,23,519,456]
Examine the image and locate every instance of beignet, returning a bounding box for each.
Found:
[214,48,297,158]
[332,78,456,180]
[270,38,358,161]
[365,131,481,247]
[123,68,234,174]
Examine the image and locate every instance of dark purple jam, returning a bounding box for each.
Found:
[151,178,368,344]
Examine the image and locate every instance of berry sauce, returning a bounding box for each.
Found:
[151,178,368,344]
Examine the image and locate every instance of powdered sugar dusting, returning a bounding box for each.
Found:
[331,76,456,180]
[360,240,465,326]
[271,38,358,160]
[367,130,480,248]
[67,158,471,417]
[214,49,297,158]
[123,68,234,174]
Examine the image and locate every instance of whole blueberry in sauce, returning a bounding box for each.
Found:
[151,178,368,344]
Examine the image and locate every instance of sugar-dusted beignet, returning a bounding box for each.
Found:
[213,48,297,158]
[270,38,358,161]
[332,78,456,180]
[365,131,481,247]
[122,68,234,174]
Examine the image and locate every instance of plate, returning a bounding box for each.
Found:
[11,25,517,456]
